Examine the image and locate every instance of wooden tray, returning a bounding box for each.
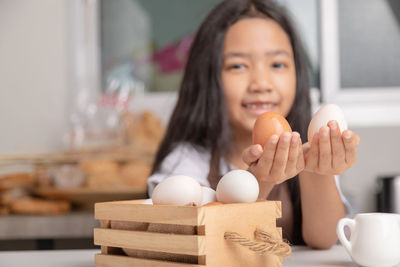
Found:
[0,150,147,166]
[34,187,147,208]
[94,200,286,267]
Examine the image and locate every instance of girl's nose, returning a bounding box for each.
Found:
[248,67,273,93]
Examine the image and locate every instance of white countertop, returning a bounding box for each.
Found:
[285,245,355,267]
[0,245,357,267]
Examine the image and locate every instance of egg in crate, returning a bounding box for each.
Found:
[216,170,259,204]
[141,198,153,205]
[253,111,292,147]
[308,104,348,142]
[204,201,223,206]
[151,175,202,206]
[200,186,217,205]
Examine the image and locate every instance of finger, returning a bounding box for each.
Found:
[242,144,263,166]
[302,142,311,155]
[329,120,346,171]
[285,132,300,177]
[270,132,291,179]
[354,133,361,147]
[258,134,279,176]
[297,138,305,172]
[318,126,332,172]
[305,132,319,171]
[343,130,357,166]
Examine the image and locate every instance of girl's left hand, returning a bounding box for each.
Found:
[304,120,360,175]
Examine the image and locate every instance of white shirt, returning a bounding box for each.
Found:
[147,143,217,195]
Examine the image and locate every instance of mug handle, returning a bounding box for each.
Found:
[336,218,355,254]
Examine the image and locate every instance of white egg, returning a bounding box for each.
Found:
[141,198,153,205]
[200,186,217,205]
[308,104,348,142]
[216,170,259,204]
[152,175,202,206]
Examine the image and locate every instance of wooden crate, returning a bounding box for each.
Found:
[94,200,288,267]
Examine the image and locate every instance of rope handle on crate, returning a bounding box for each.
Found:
[224,228,291,257]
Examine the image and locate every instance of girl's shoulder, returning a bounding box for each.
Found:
[160,142,211,168]
[167,142,211,170]
[147,142,212,195]
[169,142,210,160]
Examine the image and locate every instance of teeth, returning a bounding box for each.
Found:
[245,103,275,109]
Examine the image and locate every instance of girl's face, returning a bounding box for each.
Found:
[222,17,296,136]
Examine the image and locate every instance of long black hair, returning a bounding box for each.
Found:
[152,0,311,244]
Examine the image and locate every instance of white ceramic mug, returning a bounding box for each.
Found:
[337,213,400,267]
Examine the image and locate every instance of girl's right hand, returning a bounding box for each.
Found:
[242,132,305,186]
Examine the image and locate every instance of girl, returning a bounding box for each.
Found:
[147,0,360,249]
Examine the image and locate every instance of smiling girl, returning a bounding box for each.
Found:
[147,0,359,249]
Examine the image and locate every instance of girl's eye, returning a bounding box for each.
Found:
[271,62,287,69]
[228,64,246,70]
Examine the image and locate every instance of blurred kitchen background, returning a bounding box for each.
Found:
[0,0,399,251]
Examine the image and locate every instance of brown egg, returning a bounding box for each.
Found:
[204,201,223,206]
[253,111,292,147]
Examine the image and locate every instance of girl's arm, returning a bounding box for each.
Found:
[300,120,360,249]
[299,171,344,249]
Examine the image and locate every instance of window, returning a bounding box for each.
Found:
[320,0,400,126]
[100,0,221,94]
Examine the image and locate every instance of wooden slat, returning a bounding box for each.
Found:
[101,246,123,255]
[95,201,201,225]
[201,200,283,267]
[209,200,281,218]
[94,228,205,256]
[100,220,111,228]
[95,254,205,267]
